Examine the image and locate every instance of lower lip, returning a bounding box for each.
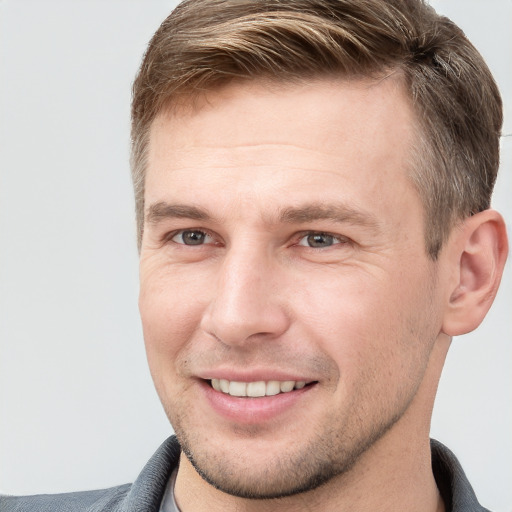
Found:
[199,380,315,424]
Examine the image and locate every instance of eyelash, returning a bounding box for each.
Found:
[167,229,216,246]
[295,231,349,248]
[165,229,350,249]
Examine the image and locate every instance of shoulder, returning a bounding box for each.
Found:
[0,484,131,512]
[0,436,181,512]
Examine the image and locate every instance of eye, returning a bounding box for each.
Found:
[171,229,214,246]
[297,232,345,248]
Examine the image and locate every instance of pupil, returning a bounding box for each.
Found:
[183,231,205,245]
[308,233,333,247]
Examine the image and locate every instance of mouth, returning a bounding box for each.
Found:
[200,377,318,423]
[209,379,315,397]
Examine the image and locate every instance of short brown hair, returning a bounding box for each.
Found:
[131,0,502,257]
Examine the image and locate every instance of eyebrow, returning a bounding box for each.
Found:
[146,202,211,224]
[278,203,380,231]
[145,201,380,231]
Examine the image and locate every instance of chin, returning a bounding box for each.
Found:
[173,420,376,500]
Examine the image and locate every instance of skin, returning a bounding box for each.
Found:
[138,77,507,511]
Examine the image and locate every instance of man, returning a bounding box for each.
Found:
[2,0,508,511]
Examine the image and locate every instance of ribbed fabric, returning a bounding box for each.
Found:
[0,437,492,511]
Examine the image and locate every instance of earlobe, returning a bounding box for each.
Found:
[442,209,508,337]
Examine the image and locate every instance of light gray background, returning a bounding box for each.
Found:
[0,1,510,510]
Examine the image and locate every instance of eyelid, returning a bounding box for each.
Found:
[295,231,350,247]
[161,228,350,248]
[166,228,216,245]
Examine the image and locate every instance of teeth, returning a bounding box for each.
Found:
[247,381,266,397]
[266,380,281,396]
[210,379,309,397]
[229,381,246,397]
[220,379,229,393]
[280,381,295,392]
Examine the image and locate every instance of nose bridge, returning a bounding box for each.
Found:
[201,241,288,345]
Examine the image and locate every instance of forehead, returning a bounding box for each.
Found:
[151,75,413,154]
[145,77,418,222]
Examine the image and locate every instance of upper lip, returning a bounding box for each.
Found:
[196,369,316,383]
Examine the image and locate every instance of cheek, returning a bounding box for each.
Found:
[293,265,436,387]
[139,259,209,375]
[292,267,391,345]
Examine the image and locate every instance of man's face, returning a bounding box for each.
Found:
[139,78,447,498]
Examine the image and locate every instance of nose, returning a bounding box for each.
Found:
[200,246,290,346]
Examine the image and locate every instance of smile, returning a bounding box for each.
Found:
[210,379,309,397]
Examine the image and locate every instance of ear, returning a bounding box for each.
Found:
[442,209,508,336]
